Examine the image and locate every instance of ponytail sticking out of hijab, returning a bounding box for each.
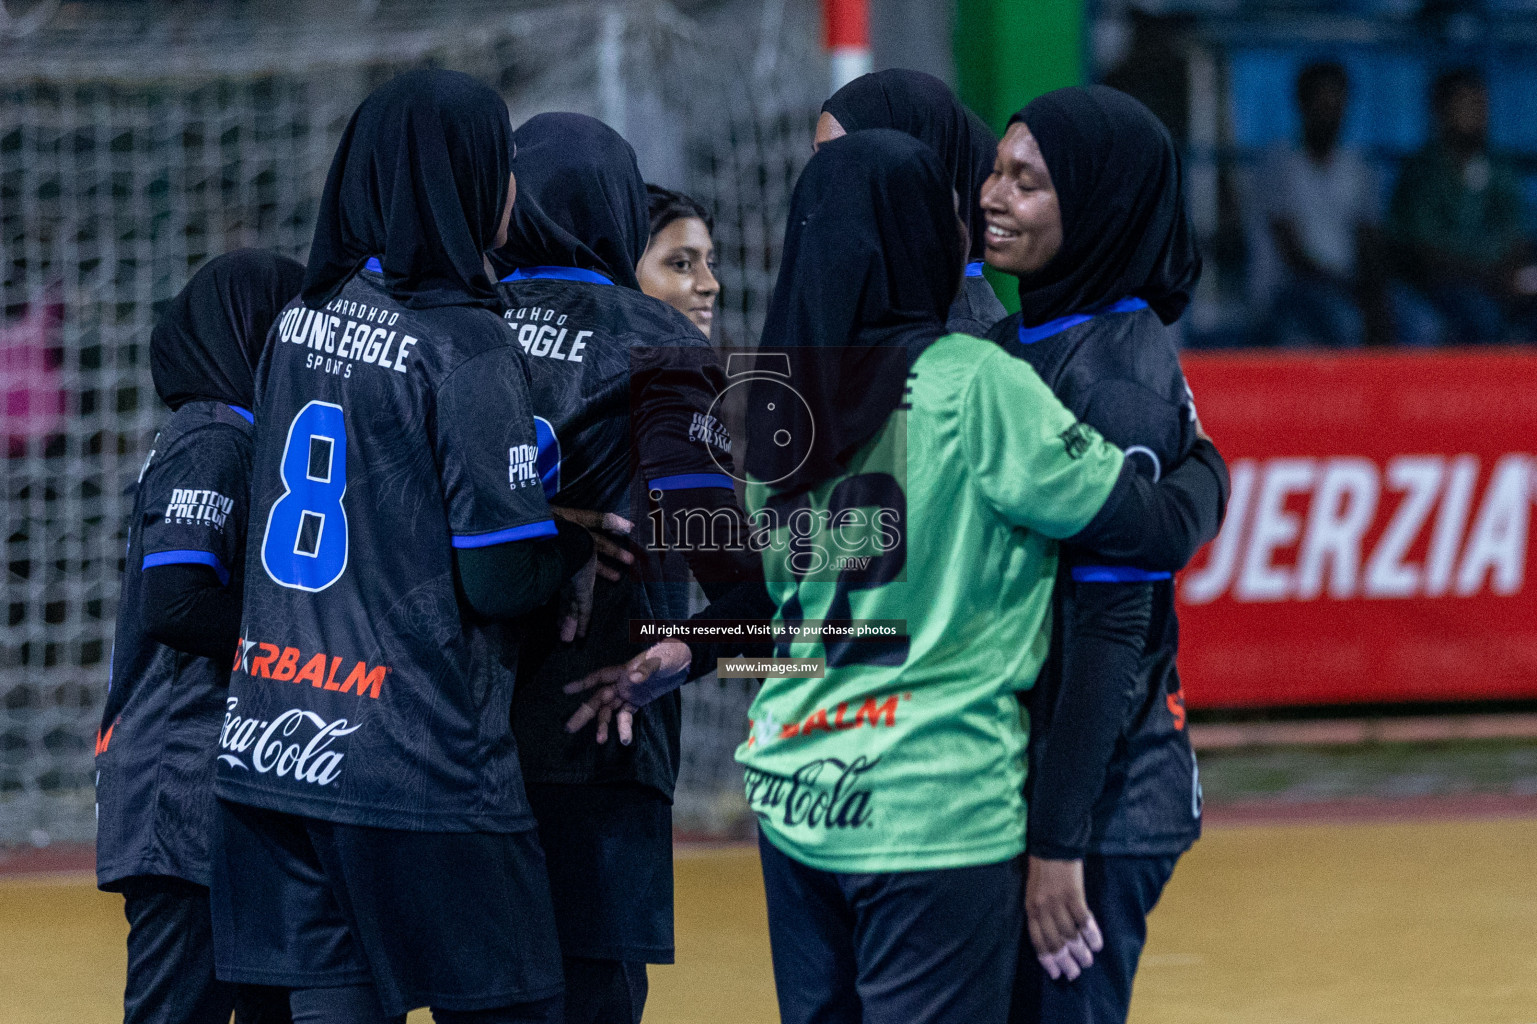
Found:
[1012,85,1201,327]
[822,69,998,261]
[302,69,515,312]
[748,129,960,499]
[151,249,305,411]
[489,112,650,291]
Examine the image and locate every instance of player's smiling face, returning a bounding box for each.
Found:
[980,122,1063,276]
[638,216,719,337]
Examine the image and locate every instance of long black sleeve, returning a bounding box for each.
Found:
[685,577,776,680]
[454,519,593,620]
[1027,581,1154,859]
[656,487,760,603]
[1067,438,1229,571]
[142,563,243,663]
[651,482,770,677]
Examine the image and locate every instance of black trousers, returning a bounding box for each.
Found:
[120,875,290,1024]
[1008,854,1179,1024]
[525,782,674,964]
[213,801,562,1019]
[562,958,648,1024]
[758,833,1023,1024]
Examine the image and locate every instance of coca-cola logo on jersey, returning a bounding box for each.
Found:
[217,697,361,787]
[743,755,878,830]
[1183,454,1533,605]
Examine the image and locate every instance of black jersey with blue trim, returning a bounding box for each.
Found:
[990,302,1202,856]
[97,400,253,889]
[497,269,734,797]
[215,262,553,833]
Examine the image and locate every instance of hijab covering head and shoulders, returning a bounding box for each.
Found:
[993,85,1201,471]
[749,128,961,498]
[106,246,301,897]
[151,248,305,417]
[490,111,702,346]
[822,68,1007,333]
[822,69,994,262]
[1000,84,1201,335]
[301,68,515,318]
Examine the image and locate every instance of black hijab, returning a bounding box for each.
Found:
[302,69,514,312]
[152,249,305,411]
[489,113,649,291]
[822,69,997,260]
[749,129,960,497]
[1011,85,1201,326]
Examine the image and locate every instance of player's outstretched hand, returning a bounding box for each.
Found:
[563,639,692,745]
[551,509,634,641]
[1027,855,1104,982]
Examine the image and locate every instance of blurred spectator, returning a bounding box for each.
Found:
[1104,9,1250,316]
[1259,62,1384,348]
[1102,9,1193,146]
[1387,68,1537,345]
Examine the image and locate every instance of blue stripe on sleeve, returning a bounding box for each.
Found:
[1071,566,1172,583]
[965,261,985,278]
[226,404,254,424]
[450,519,559,548]
[143,549,231,586]
[647,473,736,492]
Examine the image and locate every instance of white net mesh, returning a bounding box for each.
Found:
[0,0,820,844]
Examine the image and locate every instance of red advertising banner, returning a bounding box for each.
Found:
[1176,349,1537,708]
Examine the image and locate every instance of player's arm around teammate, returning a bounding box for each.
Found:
[565,72,1011,744]
[95,250,302,1024]
[568,129,1226,1024]
[210,71,592,1024]
[980,87,1217,1023]
[565,70,1018,743]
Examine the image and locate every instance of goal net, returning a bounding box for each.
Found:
[0,0,820,845]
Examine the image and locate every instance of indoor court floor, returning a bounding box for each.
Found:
[2,813,1534,1024]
